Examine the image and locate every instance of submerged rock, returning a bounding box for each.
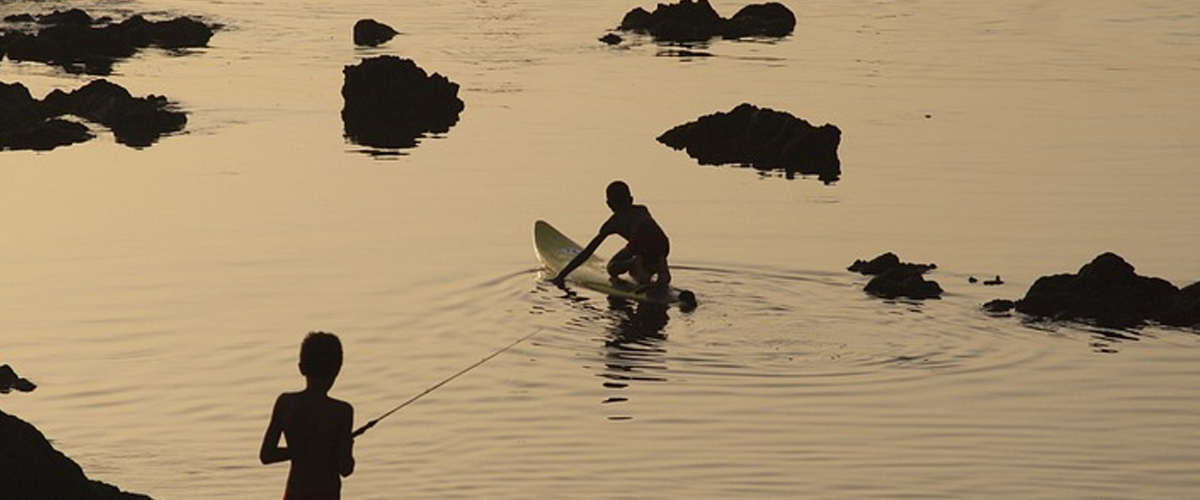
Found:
[353,19,398,46]
[1013,252,1200,329]
[341,55,464,149]
[658,103,841,183]
[983,299,1016,314]
[599,33,624,45]
[0,408,159,500]
[0,9,218,75]
[617,0,795,43]
[850,252,942,300]
[1,79,186,151]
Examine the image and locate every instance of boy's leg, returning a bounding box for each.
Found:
[607,247,636,278]
[629,255,652,285]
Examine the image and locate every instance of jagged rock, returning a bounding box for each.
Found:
[864,266,943,300]
[353,19,398,46]
[658,103,841,183]
[850,252,942,300]
[1,79,184,151]
[617,0,795,43]
[1,81,94,150]
[1,9,217,75]
[37,8,98,27]
[44,79,187,147]
[848,252,936,276]
[599,33,623,45]
[725,3,796,37]
[1014,252,1200,329]
[0,408,158,500]
[341,55,464,149]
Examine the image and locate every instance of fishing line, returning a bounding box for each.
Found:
[352,327,544,438]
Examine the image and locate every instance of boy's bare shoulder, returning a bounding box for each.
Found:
[275,391,301,405]
[329,397,354,413]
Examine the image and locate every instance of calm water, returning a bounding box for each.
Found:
[3,0,1199,499]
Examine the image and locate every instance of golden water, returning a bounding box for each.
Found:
[3,0,1199,498]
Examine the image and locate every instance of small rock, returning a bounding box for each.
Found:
[353,18,398,46]
[599,33,623,45]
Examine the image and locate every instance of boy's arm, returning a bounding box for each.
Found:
[552,221,613,287]
[339,404,356,477]
[551,232,606,287]
[259,395,290,465]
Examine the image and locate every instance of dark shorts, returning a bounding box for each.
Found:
[625,222,669,270]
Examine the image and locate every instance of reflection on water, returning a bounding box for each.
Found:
[598,297,669,421]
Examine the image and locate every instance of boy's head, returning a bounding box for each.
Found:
[606,180,633,211]
[299,331,343,381]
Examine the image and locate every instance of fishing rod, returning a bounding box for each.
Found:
[352,327,543,438]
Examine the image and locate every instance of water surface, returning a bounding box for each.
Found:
[3,0,1199,499]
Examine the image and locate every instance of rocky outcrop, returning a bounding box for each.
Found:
[618,0,795,43]
[658,103,841,183]
[1012,252,1200,329]
[0,9,218,75]
[0,81,94,151]
[341,55,464,149]
[0,408,158,500]
[45,79,188,147]
[849,252,942,300]
[353,19,398,46]
[1,79,187,150]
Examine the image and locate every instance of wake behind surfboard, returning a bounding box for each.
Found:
[533,220,696,308]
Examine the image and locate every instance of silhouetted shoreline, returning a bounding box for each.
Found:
[0,408,161,500]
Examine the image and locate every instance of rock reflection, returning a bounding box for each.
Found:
[598,297,669,421]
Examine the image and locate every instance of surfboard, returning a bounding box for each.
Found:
[534,219,695,307]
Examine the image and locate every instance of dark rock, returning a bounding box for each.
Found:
[147,16,216,48]
[0,408,159,500]
[1,80,94,151]
[599,33,623,45]
[618,0,795,43]
[849,252,899,275]
[341,55,464,149]
[725,2,796,38]
[850,252,941,300]
[4,14,37,23]
[2,79,184,151]
[620,0,722,43]
[353,19,398,46]
[983,275,1004,286]
[864,266,943,300]
[44,79,187,147]
[2,9,217,75]
[658,103,841,183]
[848,252,936,276]
[1014,252,1200,329]
[38,9,96,27]
[983,299,1015,314]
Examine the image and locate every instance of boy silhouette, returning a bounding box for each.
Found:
[551,181,672,291]
[261,332,355,500]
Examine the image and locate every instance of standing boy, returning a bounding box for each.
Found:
[551,180,672,291]
[261,332,355,500]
